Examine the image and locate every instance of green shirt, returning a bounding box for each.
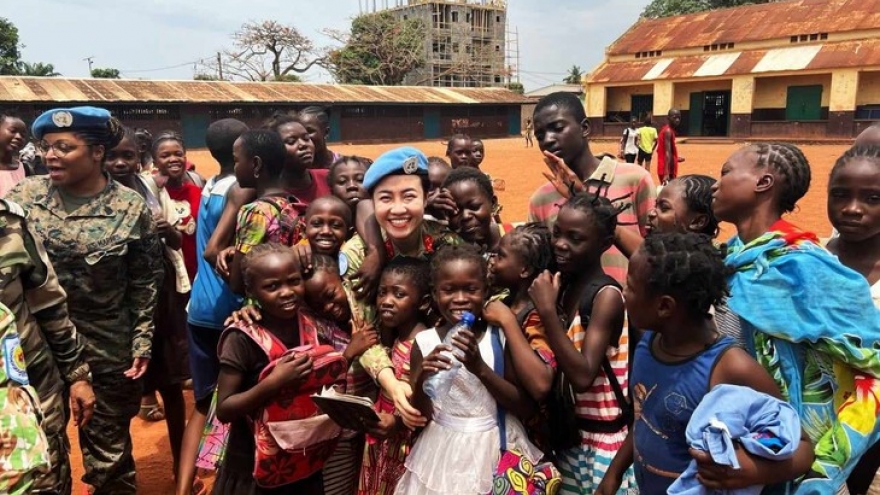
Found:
[7,176,164,373]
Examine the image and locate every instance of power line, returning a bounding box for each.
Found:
[118,58,211,74]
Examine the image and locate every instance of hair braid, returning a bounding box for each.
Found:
[830,145,880,181]
[505,222,554,278]
[752,142,811,213]
[242,243,300,294]
[675,174,720,237]
[641,233,733,318]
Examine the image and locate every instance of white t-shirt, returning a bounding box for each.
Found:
[623,127,639,155]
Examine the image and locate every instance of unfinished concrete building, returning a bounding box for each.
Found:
[382,0,508,87]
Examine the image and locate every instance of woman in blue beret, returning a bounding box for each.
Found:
[7,106,165,495]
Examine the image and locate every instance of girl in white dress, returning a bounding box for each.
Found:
[395,245,541,495]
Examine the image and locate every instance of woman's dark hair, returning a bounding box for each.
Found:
[641,232,733,318]
[442,166,494,200]
[263,112,306,134]
[674,174,720,237]
[242,242,301,294]
[299,106,330,128]
[238,129,287,179]
[150,131,186,157]
[383,256,431,298]
[751,142,811,214]
[561,184,630,240]
[830,145,880,181]
[504,222,553,279]
[76,116,125,151]
[431,244,488,285]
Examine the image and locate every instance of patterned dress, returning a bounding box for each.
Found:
[358,339,416,495]
[556,304,636,495]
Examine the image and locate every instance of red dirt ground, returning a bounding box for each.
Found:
[66,137,850,494]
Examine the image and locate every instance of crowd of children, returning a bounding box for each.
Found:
[0,91,878,495]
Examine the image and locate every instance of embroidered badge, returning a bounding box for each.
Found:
[52,111,74,128]
[402,156,418,174]
[3,335,29,385]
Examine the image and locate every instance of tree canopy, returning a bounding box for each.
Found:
[325,12,426,86]
[0,17,22,75]
[21,62,60,77]
[563,65,584,85]
[642,0,774,18]
[200,21,322,81]
[91,67,120,79]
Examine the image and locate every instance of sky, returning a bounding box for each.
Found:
[6,0,651,91]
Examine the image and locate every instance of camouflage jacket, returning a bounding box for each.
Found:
[7,176,164,372]
[0,199,88,400]
[0,301,51,494]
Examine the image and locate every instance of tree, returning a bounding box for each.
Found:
[325,12,425,86]
[19,62,60,77]
[507,82,524,94]
[200,21,322,81]
[563,65,584,85]
[91,67,121,79]
[642,0,774,18]
[0,17,22,75]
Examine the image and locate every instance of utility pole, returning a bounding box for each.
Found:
[217,52,224,80]
[84,56,94,75]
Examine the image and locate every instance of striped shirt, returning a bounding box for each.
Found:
[528,157,656,285]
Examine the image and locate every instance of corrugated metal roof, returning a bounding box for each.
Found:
[588,39,880,84]
[0,77,529,105]
[608,0,880,55]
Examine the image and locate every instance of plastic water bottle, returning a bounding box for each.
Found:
[423,312,476,400]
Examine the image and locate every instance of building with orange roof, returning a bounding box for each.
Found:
[0,77,527,146]
[584,0,880,139]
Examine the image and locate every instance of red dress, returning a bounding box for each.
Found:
[357,339,415,495]
[656,124,679,181]
[165,182,202,282]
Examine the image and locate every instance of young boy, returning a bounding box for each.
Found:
[657,109,685,184]
[472,138,485,167]
[636,116,658,170]
[445,134,475,169]
[177,118,249,495]
[228,129,301,294]
[619,118,639,164]
[527,91,656,285]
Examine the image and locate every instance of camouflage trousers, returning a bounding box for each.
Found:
[30,388,72,495]
[78,371,141,495]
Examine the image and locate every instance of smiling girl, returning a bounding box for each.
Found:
[0,113,29,196]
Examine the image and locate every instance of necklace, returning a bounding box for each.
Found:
[656,333,717,359]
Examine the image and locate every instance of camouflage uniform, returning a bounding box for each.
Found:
[7,176,164,495]
[0,198,90,495]
[0,300,51,495]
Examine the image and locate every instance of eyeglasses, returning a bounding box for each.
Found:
[38,141,85,157]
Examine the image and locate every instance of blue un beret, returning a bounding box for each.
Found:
[363,146,429,191]
[32,106,113,140]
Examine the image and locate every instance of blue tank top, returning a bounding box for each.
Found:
[631,331,736,495]
[187,175,243,329]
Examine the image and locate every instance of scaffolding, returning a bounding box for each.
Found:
[366,0,513,87]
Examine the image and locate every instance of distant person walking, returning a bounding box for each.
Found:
[619,117,639,163]
[657,109,684,184]
[524,118,534,147]
[636,116,658,172]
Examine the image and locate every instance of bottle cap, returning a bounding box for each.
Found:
[460,312,475,326]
